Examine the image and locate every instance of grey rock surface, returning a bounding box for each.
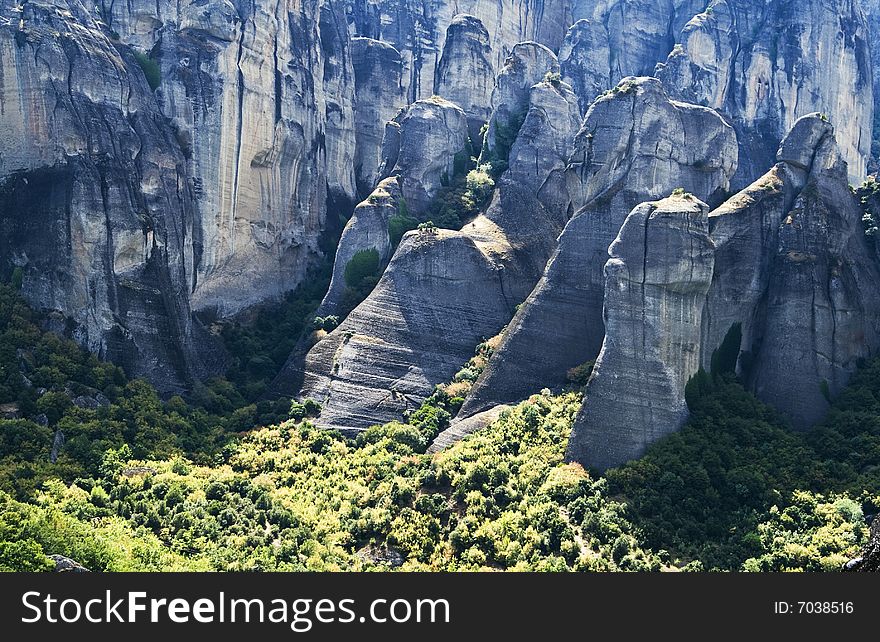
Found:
[483,42,560,162]
[435,14,495,143]
[298,77,581,432]
[352,38,407,197]
[319,97,469,315]
[566,195,714,471]
[657,0,873,187]
[461,77,736,421]
[705,114,880,430]
[0,0,226,394]
[384,98,471,215]
[345,0,571,103]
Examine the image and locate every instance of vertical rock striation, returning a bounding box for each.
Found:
[566,195,714,471]
[351,38,407,197]
[345,0,571,103]
[0,0,225,394]
[297,73,581,432]
[704,114,880,430]
[1,0,362,390]
[657,0,873,187]
[434,14,495,143]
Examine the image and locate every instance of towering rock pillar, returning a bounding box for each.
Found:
[435,14,495,144]
[565,195,714,471]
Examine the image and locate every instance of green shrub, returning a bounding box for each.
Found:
[10,267,23,291]
[131,49,161,91]
[566,361,595,387]
[388,213,418,248]
[344,249,381,289]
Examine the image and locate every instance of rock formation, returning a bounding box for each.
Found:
[0,0,362,390]
[482,42,560,162]
[380,98,471,215]
[352,38,407,196]
[296,73,581,432]
[148,0,359,316]
[0,0,225,394]
[703,114,880,430]
[566,195,714,471]
[318,97,469,315]
[560,0,705,113]
[565,113,880,470]
[460,77,737,421]
[657,0,873,187]
[434,14,495,143]
[345,0,571,103]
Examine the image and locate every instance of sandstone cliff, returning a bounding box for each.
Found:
[565,114,880,470]
[434,14,495,143]
[460,77,737,422]
[318,97,470,316]
[0,0,224,393]
[352,38,407,196]
[345,0,571,102]
[657,0,873,187]
[1,0,362,390]
[704,114,880,430]
[566,195,714,471]
[297,73,581,432]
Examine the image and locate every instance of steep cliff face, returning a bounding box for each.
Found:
[434,14,495,143]
[657,0,873,187]
[861,0,880,171]
[297,74,581,432]
[140,0,358,316]
[345,0,571,103]
[560,0,706,113]
[318,97,469,315]
[566,195,714,471]
[0,0,224,394]
[460,77,736,421]
[483,42,560,160]
[565,114,880,470]
[704,114,880,430]
[1,0,363,391]
[351,38,406,196]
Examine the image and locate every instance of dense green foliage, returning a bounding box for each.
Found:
[344,249,381,290]
[219,265,331,400]
[131,49,161,90]
[608,372,880,570]
[0,392,663,571]
[0,285,289,500]
[427,166,495,230]
[1,283,877,573]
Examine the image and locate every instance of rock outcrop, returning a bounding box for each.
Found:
[565,113,880,470]
[566,195,714,471]
[0,0,225,394]
[0,0,362,390]
[297,74,581,432]
[352,38,407,196]
[703,114,880,430]
[379,98,471,215]
[482,42,560,162]
[460,77,737,421]
[150,0,358,316]
[345,0,571,103]
[560,0,706,113]
[434,14,495,143]
[657,0,873,187]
